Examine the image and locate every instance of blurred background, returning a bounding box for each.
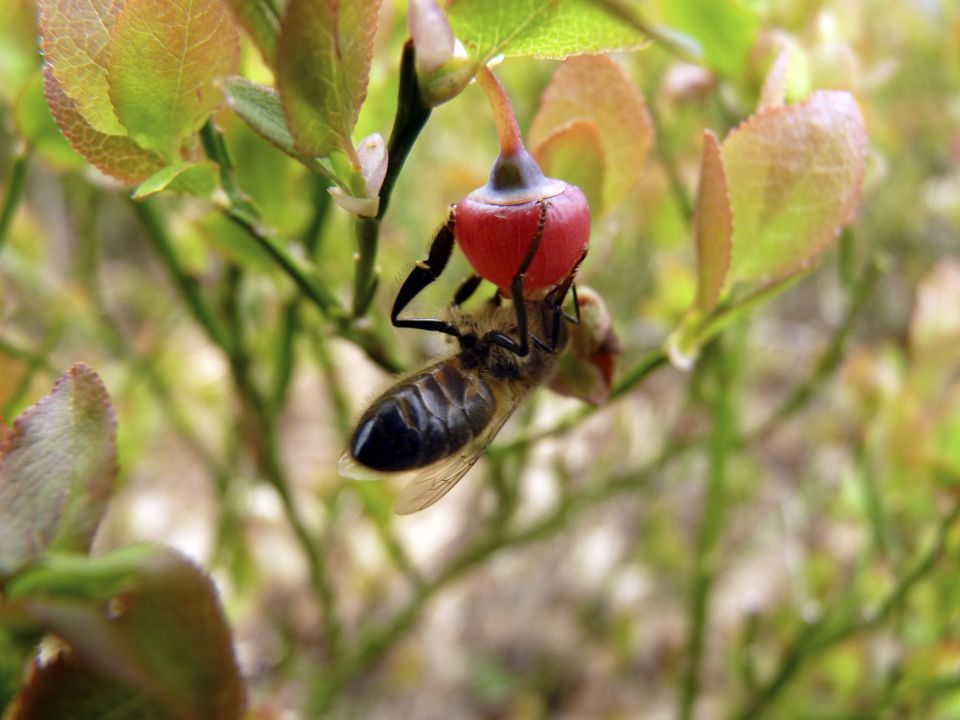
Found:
[2,0,960,717]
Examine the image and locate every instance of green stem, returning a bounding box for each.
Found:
[223,203,345,319]
[135,193,340,647]
[132,199,234,352]
[352,41,433,317]
[584,0,703,62]
[377,41,433,223]
[0,149,28,254]
[223,202,405,372]
[200,120,251,213]
[352,216,379,316]
[680,338,738,720]
[309,331,352,438]
[222,266,342,657]
[855,441,898,564]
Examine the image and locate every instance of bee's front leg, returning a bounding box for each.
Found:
[391,208,462,338]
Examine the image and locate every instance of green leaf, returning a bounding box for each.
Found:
[722,91,868,287]
[529,54,654,215]
[222,0,280,66]
[692,130,732,312]
[447,0,647,61]
[43,65,166,184]
[107,0,240,159]
[0,364,117,579]
[223,77,296,155]
[652,0,758,76]
[8,546,246,720]
[276,0,383,163]
[36,0,127,136]
[133,161,221,200]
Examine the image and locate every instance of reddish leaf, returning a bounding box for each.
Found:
[9,546,245,720]
[108,0,241,158]
[43,66,165,184]
[530,54,653,215]
[277,0,383,163]
[36,0,126,135]
[11,654,169,720]
[0,365,116,578]
[531,118,605,216]
[693,130,732,311]
[721,91,867,286]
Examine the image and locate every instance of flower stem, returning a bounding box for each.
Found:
[476,65,524,157]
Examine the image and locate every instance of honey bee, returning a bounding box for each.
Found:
[339,203,584,514]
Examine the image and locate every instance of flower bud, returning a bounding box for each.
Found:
[454,68,591,291]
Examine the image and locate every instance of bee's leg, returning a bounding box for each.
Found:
[452,274,483,307]
[483,201,549,356]
[391,208,461,338]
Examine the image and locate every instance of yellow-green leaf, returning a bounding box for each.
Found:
[651,0,758,76]
[36,0,126,136]
[107,0,240,159]
[43,66,165,184]
[0,365,117,579]
[276,0,383,162]
[692,130,732,312]
[447,0,647,60]
[133,161,221,200]
[530,54,653,215]
[722,91,867,287]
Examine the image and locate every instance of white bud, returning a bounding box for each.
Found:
[408,0,454,75]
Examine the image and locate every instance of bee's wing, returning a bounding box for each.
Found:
[393,384,527,515]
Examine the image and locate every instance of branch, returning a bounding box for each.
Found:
[0,148,29,254]
[679,337,740,720]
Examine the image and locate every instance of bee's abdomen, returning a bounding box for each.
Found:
[351,361,496,472]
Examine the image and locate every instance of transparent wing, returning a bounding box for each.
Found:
[393,384,527,515]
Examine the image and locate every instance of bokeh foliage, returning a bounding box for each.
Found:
[1,0,960,718]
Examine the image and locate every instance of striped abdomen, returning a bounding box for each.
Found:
[350,359,496,472]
